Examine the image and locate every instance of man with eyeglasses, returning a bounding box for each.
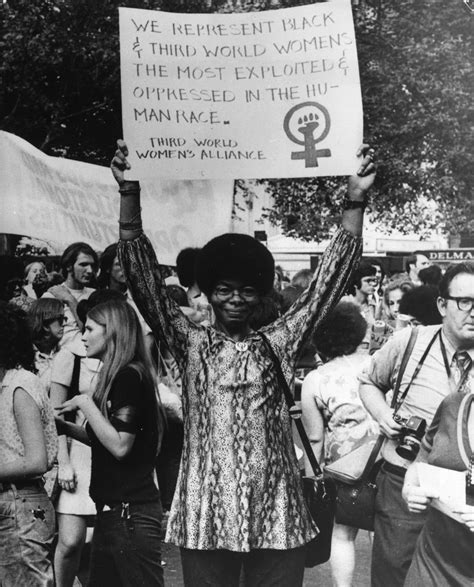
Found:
[359,262,474,587]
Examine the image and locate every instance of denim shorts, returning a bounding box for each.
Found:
[0,483,56,587]
[88,500,163,587]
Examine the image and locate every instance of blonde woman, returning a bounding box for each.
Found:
[56,299,165,586]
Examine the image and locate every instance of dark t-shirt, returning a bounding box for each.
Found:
[88,365,160,504]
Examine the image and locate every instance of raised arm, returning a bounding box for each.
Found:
[263,145,376,361]
[111,140,193,366]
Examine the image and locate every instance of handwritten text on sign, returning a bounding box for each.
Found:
[119,1,363,180]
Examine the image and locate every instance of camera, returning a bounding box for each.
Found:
[393,414,427,461]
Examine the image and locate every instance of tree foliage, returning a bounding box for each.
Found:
[1,0,472,240]
[249,0,474,240]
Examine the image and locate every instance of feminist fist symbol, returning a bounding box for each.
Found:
[283,102,332,168]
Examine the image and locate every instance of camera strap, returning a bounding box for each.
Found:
[392,327,441,415]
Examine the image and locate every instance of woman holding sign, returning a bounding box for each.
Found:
[111,139,375,586]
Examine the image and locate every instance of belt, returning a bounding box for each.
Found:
[0,479,44,493]
[382,461,407,478]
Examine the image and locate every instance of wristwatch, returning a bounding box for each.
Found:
[343,198,367,211]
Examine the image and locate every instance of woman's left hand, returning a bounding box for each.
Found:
[452,505,474,532]
[55,395,87,416]
[348,144,376,201]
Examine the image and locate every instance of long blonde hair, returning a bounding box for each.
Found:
[87,299,165,453]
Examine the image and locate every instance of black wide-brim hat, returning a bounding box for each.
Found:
[196,233,275,297]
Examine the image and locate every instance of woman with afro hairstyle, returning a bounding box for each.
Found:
[301,302,379,587]
[0,301,58,586]
[110,140,376,586]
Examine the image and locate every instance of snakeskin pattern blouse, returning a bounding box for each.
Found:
[119,226,362,551]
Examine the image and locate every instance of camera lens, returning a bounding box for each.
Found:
[395,435,421,461]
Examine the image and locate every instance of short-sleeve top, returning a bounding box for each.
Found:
[0,368,58,471]
[87,366,160,505]
[303,354,378,463]
[51,339,101,427]
[119,222,362,551]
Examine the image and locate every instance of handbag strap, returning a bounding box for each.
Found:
[69,354,81,399]
[358,435,384,482]
[258,332,323,477]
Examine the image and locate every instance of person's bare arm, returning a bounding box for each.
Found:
[50,381,77,491]
[56,395,135,460]
[0,388,47,481]
[359,382,403,439]
[301,373,325,476]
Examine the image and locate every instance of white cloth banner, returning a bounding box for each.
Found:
[0,131,234,265]
[120,0,363,180]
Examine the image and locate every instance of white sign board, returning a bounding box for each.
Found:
[0,131,233,265]
[119,0,363,180]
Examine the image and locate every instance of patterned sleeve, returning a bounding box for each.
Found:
[118,232,193,367]
[262,227,362,364]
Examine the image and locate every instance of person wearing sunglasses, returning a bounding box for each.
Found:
[27,298,67,396]
[344,262,392,353]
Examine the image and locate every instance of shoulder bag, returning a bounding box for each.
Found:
[258,332,337,568]
[332,327,419,530]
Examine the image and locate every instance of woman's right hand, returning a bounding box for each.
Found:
[111,139,131,185]
[58,462,77,492]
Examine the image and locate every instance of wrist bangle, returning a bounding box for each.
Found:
[119,220,143,231]
[119,180,140,196]
[343,198,367,211]
[120,208,142,225]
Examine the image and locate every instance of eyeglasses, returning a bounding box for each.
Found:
[444,297,474,312]
[46,315,67,326]
[213,285,259,301]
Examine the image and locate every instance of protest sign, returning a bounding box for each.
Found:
[119,0,363,180]
[0,131,233,265]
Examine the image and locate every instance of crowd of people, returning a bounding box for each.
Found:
[0,139,472,587]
